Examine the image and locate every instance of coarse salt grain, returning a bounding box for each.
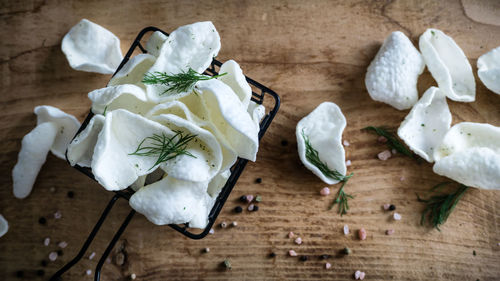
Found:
[54,210,62,219]
[343,140,350,146]
[88,252,96,260]
[346,160,352,166]
[320,187,330,196]
[231,221,238,227]
[204,247,210,253]
[130,273,137,280]
[386,229,395,235]
[355,270,366,280]
[248,204,255,211]
[58,241,68,248]
[105,257,111,264]
[343,224,349,235]
[378,150,392,161]
[294,237,302,245]
[359,271,366,280]
[44,237,50,246]
[209,228,215,234]
[86,269,92,276]
[325,262,331,269]
[393,213,402,221]
[246,195,254,203]
[288,232,294,239]
[391,148,397,155]
[288,250,297,257]
[383,203,391,210]
[49,186,56,193]
[377,136,388,143]
[49,252,58,261]
[400,176,405,181]
[358,228,367,240]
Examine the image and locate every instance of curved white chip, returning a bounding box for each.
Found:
[477,46,500,95]
[433,147,500,190]
[88,84,154,115]
[218,60,252,108]
[61,19,123,74]
[145,21,221,102]
[365,31,425,110]
[12,122,58,199]
[247,100,265,131]
[129,176,208,225]
[196,79,259,161]
[0,215,8,238]
[296,102,347,185]
[67,115,105,167]
[107,54,156,88]
[419,28,475,102]
[34,105,81,159]
[397,87,451,162]
[145,31,168,57]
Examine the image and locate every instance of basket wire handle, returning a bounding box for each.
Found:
[49,195,133,280]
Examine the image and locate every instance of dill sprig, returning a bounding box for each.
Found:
[417,182,469,231]
[129,131,197,170]
[142,68,226,95]
[363,126,414,158]
[301,130,354,215]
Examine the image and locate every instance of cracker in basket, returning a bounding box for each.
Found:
[433,122,500,190]
[477,46,500,95]
[145,31,168,57]
[296,102,347,185]
[397,87,451,163]
[218,60,253,108]
[61,19,123,74]
[145,21,221,103]
[67,115,105,167]
[365,31,425,110]
[107,54,156,88]
[247,100,266,131]
[0,215,8,238]
[88,84,154,115]
[419,28,475,102]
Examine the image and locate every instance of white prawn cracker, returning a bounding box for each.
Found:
[88,84,155,115]
[61,19,123,74]
[419,28,475,102]
[218,60,252,108]
[67,115,105,167]
[0,215,8,238]
[296,102,347,185]
[107,54,156,88]
[398,87,451,162]
[477,46,500,95]
[247,100,265,131]
[365,31,425,110]
[145,31,168,57]
[145,21,221,102]
[433,122,500,190]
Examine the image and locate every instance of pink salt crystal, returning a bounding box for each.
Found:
[343,140,350,146]
[58,241,68,248]
[377,136,388,143]
[320,187,330,196]
[54,210,62,219]
[248,204,255,211]
[89,252,96,260]
[325,262,331,269]
[354,270,362,279]
[358,228,367,240]
[49,251,58,261]
[288,232,295,239]
[393,213,402,221]
[346,160,352,166]
[105,257,111,264]
[386,229,395,235]
[246,195,254,203]
[343,224,349,235]
[294,237,302,245]
[44,237,50,246]
[383,204,391,211]
[209,228,215,234]
[288,250,297,257]
[359,272,366,280]
[377,150,392,161]
[400,176,405,182]
[86,269,92,275]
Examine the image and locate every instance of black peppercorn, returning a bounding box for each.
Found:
[299,255,308,261]
[253,205,259,211]
[255,178,262,184]
[343,247,351,255]
[281,140,288,146]
[67,191,74,198]
[389,204,396,211]
[269,252,276,258]
[234,206,243,213]
[36,269,45,276]
[239,195,247,202]
[38,217,47,225]
[41,260,48,267]
[16,270,24,278]
[57,250,63,256]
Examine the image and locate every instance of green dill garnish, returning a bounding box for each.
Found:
[129,131,197,170]
[142,68,226,95]
[102,106,108,116]
[417,182,469,231]
[363,126,415,159]
[301,130,354,215]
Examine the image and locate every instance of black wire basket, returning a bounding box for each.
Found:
[51,26,280,280]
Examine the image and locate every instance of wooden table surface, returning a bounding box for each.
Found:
[1,0,499,280]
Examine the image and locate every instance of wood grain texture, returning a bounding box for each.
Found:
[1,0,499,280]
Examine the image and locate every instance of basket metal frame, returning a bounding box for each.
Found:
[50,26,280,280]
